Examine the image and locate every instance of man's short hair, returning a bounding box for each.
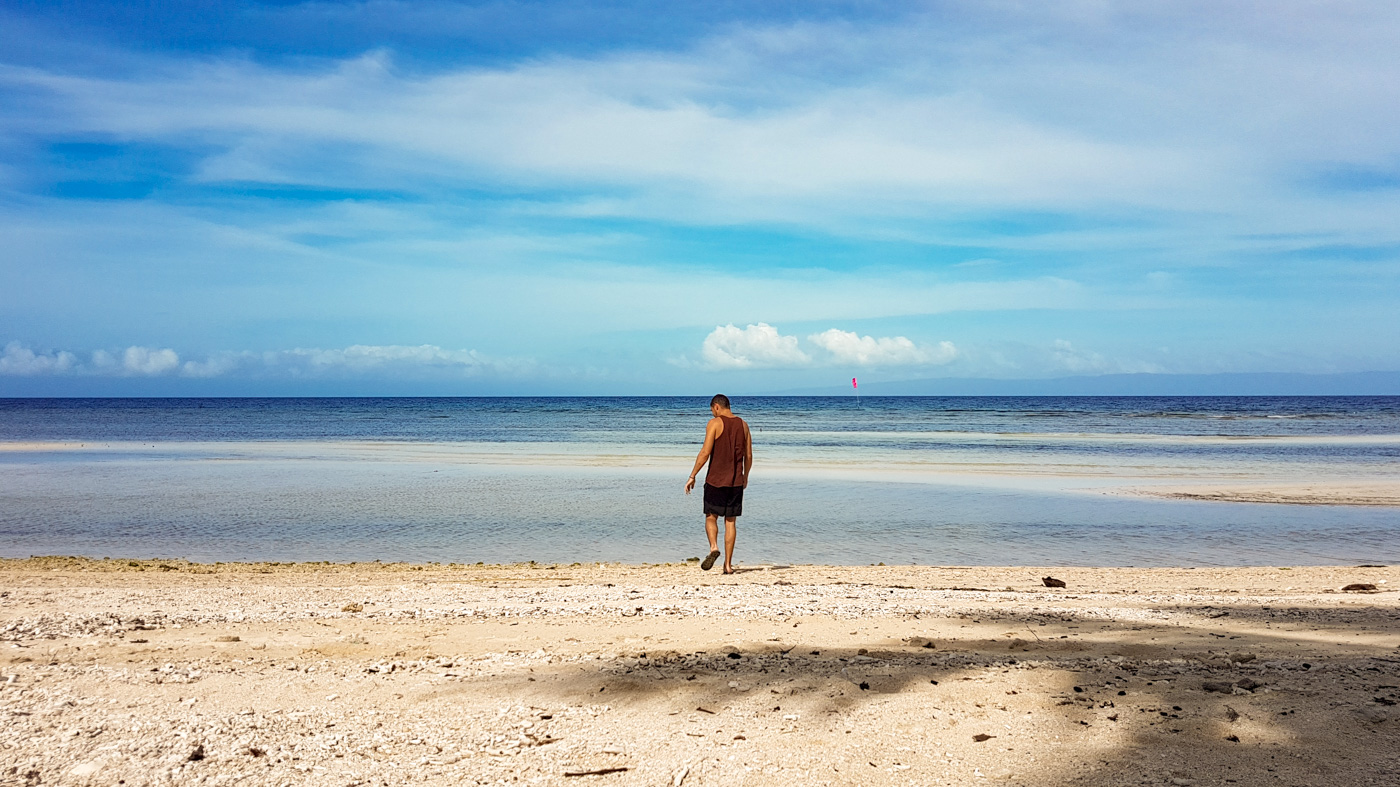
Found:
[710,394,730,409]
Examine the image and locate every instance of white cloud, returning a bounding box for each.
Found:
[7,1,1400,242]
[701,323,810,369]
[208,344,531,378]
[808,329,957,367]
[698,324,958,369]
[90,346,181,376]
[0,341,528,379]
[123,346,180,375]
[0,52,1194,217]
[270,344,491,374]
[179,355,243,378]
[0,341,78,375]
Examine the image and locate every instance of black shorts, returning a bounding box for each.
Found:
[703,483,744,518]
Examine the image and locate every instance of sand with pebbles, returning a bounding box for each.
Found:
[2,558,1399,786]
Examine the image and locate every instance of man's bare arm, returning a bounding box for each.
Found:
[684,418,722,494]
[743,421,753,488]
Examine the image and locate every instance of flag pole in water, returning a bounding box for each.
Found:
[852,376,859,404]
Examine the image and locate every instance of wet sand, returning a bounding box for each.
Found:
[2,558,1398,786]
[1131,481,1400,507]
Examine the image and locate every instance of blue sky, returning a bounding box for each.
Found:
[2,0,1399,395]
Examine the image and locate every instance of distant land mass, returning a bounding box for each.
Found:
[777,371,1400,397]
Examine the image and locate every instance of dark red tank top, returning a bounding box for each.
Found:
[705,415,749,488]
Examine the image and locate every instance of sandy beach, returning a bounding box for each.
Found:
[2,558,1398,786]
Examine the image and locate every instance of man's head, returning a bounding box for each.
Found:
[709,393,731,414]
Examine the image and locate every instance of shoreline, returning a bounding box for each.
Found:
[3,559,1397,785]
[4,553,1399,574]
[2,555,1398,572]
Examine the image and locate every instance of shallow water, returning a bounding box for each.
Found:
[1,397,1397,566]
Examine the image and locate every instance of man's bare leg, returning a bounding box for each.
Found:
[705,514,720,553]
[699,514,722,570]
[723,517,737,573]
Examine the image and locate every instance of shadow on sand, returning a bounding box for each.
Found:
[439,601,1400,786]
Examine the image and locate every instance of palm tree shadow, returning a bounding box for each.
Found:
[465,602,1400,786]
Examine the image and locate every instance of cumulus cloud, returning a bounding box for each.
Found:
[701,323,810,369]
[124,346,180,375]
[808,329,957,367]
[0,341,78,375]
[698,325,957,369]
[179,355,244,378]
[2,343,183,377]
[89,346,181,376]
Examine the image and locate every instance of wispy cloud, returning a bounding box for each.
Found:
[0,51,1201,227]
[5,2,1398,242]
[1047,339,1163,375]
[0,341,530,379]
[248,344,528,378]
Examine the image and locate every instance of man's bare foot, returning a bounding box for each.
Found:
[722,567,735,575]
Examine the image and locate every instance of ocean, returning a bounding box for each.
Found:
[2,396,1397,566]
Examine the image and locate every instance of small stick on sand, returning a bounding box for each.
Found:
[565,767,630,777]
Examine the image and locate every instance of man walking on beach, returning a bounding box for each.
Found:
[684,394,752,574]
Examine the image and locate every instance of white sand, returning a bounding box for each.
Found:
[3,558,1399,786]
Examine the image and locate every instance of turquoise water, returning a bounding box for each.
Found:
[1,397,1397,566]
